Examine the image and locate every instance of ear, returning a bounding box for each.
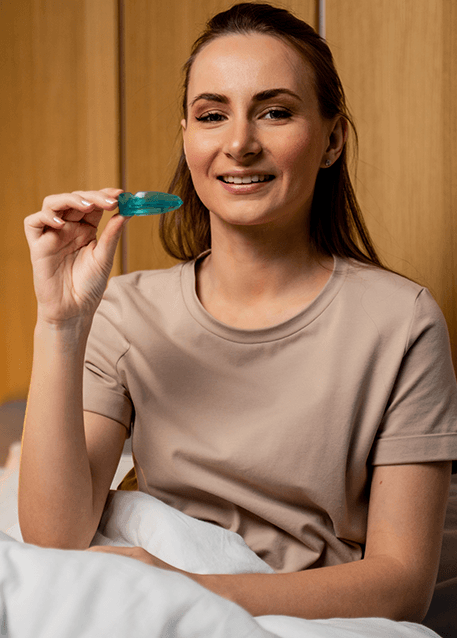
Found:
[321,116,347,168]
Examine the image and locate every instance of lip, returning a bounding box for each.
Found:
[217,172,275,182]
[217,177,275,195]
[216,172,276,193]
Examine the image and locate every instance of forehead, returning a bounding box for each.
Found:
[187,33,315,99]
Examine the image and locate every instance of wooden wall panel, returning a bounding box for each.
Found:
[123,0,317,272]
[326,0,457,369]
[0,0,120,405]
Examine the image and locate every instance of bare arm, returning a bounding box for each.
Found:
[190,461,451,621]
[19,324,127,547]
[19,189,130,549]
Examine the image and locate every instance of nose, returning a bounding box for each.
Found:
[224,119,262,162]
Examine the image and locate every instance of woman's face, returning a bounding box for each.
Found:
[182,34,338,231]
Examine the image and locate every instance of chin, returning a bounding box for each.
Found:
[210,211,278,227]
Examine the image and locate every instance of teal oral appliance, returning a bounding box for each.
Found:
[118,191,183,216]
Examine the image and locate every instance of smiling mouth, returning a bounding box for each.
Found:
[218,175,275,185]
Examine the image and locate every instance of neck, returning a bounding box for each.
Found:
[196,215,334,327]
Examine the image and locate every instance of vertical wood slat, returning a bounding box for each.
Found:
[326,0,457,370]
[122,0,317,273]
[0,0,120,405]
[318,0,326,38]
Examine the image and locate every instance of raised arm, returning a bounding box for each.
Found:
[19,189,130,549]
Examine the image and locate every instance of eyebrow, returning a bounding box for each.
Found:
[189,88,302,108]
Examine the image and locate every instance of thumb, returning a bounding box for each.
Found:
[94,213,130,270]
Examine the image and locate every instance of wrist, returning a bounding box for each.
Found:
[35,314,93,346]
[36,311,93,330]
[190,574,238,604]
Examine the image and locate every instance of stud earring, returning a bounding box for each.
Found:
[325,159,332,167]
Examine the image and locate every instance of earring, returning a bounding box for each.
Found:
[325,159,332,167]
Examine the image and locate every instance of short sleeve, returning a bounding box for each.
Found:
[371,288,457,472]
[83,278,133,435]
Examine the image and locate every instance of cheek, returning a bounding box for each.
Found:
[279,130,323,178]
[184,132,216,175]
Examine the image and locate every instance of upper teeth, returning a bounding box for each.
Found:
[222,175,271,184]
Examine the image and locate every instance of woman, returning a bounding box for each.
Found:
[20,2,457,625]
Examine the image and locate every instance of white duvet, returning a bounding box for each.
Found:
[0,444,440,638]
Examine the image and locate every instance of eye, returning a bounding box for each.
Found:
[195,111,226,123]
[263,109,292,121]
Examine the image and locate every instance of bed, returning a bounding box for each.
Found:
[0,403,455,637]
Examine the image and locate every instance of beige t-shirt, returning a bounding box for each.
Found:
[83,255,457,573]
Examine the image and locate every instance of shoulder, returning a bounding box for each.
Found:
[341,259,424,302]
[342,259,439,315]
[338,259,448,346]
[99,262,185,316]
[106,262,185,299]
[86,262,188,344]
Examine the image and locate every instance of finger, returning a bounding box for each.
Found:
[24,210,69,243]
[66,190,121,217]
[94,213,130,267]
[41,192,97,217]
[24,203,95,246]
[87,545,134,556]
[46,191,115,220]
[36,191,118,230]
[24,190,122,248]
[24,206,92,246]
[100,187,124,197]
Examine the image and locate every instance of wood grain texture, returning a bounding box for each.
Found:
[326,0,457,369]
[0,0,120,405]
[123,0,317,272]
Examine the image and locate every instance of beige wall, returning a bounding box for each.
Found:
[326,0,457,370]
[0,0,120,404]
[0,0,456,405]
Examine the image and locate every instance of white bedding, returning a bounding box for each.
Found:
[0,444,441,638]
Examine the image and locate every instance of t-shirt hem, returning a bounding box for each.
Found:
[372,432,457,471]
[83,401,132,435]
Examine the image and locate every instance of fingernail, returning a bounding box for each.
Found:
[81,199,92,207]
[105,197,117,204]
[53,217,65,225]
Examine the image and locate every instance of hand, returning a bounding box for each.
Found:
[24,188,129,326]
[87,546,224,601]
[86,545,187,575]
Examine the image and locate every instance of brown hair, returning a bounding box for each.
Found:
[160,2,384,267]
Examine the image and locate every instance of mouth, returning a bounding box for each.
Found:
[217,174,275,185]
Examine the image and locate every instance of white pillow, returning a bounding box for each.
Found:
[92,489,275,575]
[0,442,22,540]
